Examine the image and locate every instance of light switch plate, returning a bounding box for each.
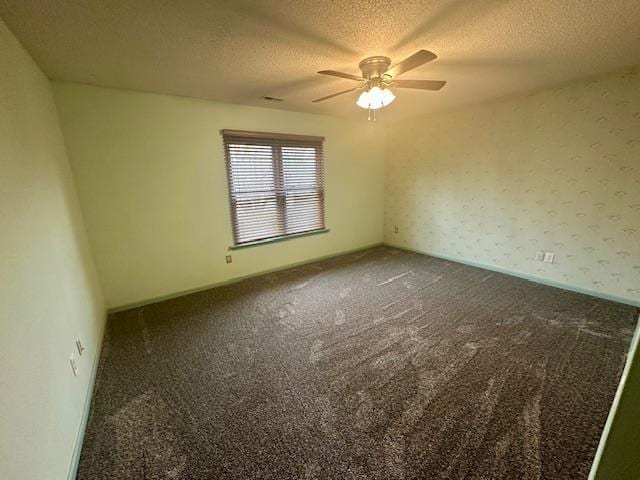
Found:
[543,252,555,264]
[535,251,545,262]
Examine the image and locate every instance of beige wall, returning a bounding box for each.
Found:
[0,19,104,480]
[52,83,386,309]
[384,68,640,305]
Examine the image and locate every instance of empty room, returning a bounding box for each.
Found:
[2,1,640,479]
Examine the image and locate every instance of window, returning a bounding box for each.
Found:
[222,130,326,246]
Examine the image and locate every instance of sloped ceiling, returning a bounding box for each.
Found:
[1,0,639,120]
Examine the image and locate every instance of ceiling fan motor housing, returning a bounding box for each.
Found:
[359,56,391,80]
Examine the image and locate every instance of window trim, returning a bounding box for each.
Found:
[221,129,327,247]
[228,228,330,250]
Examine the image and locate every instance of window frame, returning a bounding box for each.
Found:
[221,129,328,249]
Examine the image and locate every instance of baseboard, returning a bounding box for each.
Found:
[108,242,385,313]
[66,316,107,480]
[588,312,640,479]
[384,242,640,308]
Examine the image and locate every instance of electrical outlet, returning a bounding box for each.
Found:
[535,251,545,262]
[394,226,399,234]
[225,255,232,264]
[543,252,555,264]
[75,339,85,356]
[70,354,78,377]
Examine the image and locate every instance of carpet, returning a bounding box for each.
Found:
[77,247,638,479]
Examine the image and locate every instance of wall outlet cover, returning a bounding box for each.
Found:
[535,251,545,262]
[543,252,555,264]
[69,354,78,376]
[75,339,85,356]
[225,255,232,264]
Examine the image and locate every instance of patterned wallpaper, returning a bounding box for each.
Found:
[384,67,640,304]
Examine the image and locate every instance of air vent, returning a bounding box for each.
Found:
[262,96,284,102]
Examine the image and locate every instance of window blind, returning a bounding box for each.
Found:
[222,130,326,246]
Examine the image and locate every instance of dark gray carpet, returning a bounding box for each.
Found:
[77,247,638,480]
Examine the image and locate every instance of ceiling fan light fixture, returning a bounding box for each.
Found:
[368,86,384,109]
[356,90,371,109]
[381,88,396,106]
[356,86,395,110]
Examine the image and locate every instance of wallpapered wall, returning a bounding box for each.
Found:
[384,68,640,304]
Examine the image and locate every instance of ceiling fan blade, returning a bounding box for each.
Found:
[392,79,446,90]
[312,87,359,103]
[317,70,364,81]
[386,50,437,78]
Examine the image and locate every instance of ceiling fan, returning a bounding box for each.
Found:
[312,50,446,119]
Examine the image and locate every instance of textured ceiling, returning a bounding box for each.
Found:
[1,0,640,121]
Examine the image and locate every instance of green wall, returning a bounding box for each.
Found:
[0,19,104,480]
[593,334,640,479]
